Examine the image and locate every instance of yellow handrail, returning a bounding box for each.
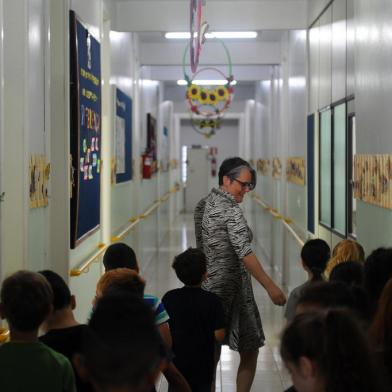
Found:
[0,327,10,343]
[70,243,107,277]
[69,185,180,277]
[251,193,305,247]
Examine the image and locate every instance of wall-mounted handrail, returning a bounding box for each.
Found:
[251,193,305,248]
[69,184,180,277]
[70,243,107,277]
[0,327,10,343]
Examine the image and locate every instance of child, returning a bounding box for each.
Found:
[103,243,170,344]
[98,262,191,392]
[280,310,383,392]
[74,291,163,392]
[162,248,225,392]
[0,270,75,391]
[284,239,330,322]
[39,270,91,392]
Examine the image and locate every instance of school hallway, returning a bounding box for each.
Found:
[144,213,293,392]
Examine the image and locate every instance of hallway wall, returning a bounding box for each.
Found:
[354,0,392,253]
[307,0,392,255]
[248,30,307,290]
[0,0,181,323]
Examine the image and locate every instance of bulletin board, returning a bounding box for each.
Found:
[69,11,101,248]
[115,87,133,183]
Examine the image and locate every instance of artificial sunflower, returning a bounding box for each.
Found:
[187,84,201,101]
[207,90,218,106]
[199,89,209,105]
[216,86,229,101]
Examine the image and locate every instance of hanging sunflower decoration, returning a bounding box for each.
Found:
[182,37,234,137]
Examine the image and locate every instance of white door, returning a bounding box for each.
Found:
[185,147,210,213]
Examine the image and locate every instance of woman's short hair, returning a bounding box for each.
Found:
[218,157,256,189]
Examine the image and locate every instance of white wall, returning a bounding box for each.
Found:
[354,0,392,253]
[248,30,307,291]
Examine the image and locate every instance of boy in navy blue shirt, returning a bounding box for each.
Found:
[163,248,225,392]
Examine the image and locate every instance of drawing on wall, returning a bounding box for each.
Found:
[354,154,392,209]
[272,157,282,179]
[29,155,50,208]
[286,157,306,186]
[257,159,270,176]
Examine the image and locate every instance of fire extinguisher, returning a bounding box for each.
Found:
[142,153,152,179]
[211,156,217,177]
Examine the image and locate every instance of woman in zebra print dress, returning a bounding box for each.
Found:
[194,157,286,392]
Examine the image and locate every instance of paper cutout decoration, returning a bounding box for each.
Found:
[286,157,306,186]
[272,158,282,179]
[257,159,270,176]
[354,154,392,210]
[29,155,50,208]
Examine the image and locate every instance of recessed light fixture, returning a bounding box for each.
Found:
[177,79,237,86]
[165,31,257,40]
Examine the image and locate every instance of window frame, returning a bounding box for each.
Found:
[318,97,352,239]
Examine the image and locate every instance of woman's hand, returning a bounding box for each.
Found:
[242,253,287,306]
[266,283,286,306]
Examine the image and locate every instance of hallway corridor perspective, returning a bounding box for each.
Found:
[143,214,292,392]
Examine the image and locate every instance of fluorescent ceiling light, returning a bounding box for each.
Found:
[177,79,237,86]
[205,31,257,39]
[141,79,159,87]
[165,32,191,39]
[165,31,257,39]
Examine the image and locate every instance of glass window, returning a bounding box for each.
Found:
[320,110,331,226]
[333,103,346,234]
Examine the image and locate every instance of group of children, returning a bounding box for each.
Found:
[0,244,225,392]
[281,239,392,392]
[0,239,391,392]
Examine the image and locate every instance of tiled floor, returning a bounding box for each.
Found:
[143,214,293,391]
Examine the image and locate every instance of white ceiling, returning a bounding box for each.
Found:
[108,0,307,84]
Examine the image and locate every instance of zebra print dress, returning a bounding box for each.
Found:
[194,188,265,352]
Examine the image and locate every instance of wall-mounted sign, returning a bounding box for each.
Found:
[69,10,101,248]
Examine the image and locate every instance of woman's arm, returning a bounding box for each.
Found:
[242,252,287,306]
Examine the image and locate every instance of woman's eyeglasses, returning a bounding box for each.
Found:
[231,178,255,191]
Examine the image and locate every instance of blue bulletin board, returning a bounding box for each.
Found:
[115,88,133,183]
[70,11,101,248]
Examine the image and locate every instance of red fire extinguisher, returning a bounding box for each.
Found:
[142,153,152,179]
